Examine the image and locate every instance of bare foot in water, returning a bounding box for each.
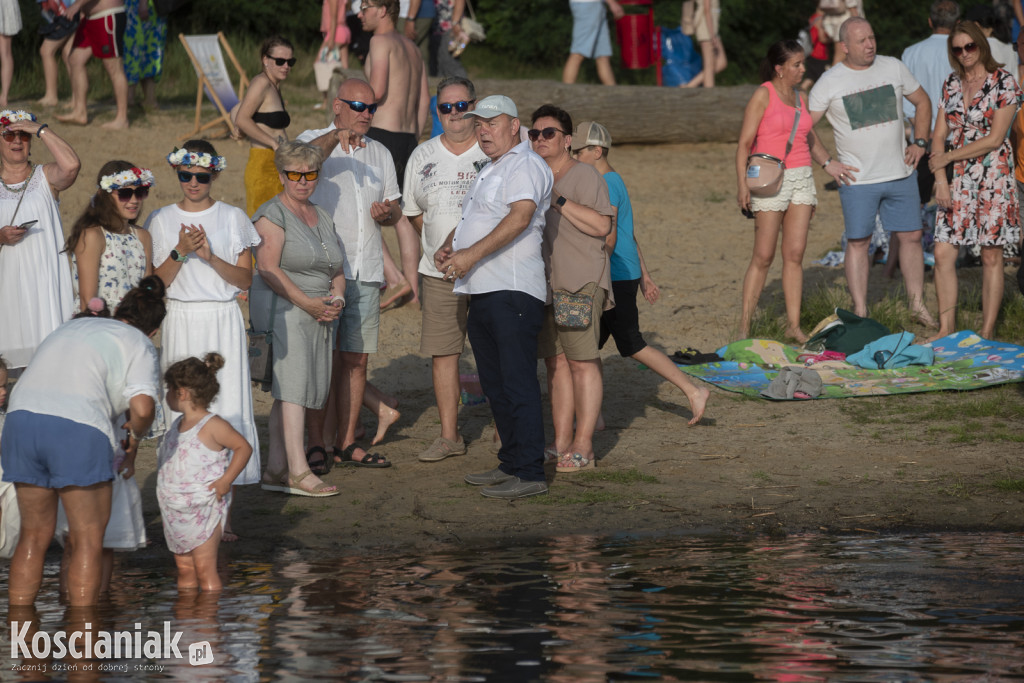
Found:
[371,404,400,446]
[687,385,711,426]
[101,118,129,130]
[56,111,88,126]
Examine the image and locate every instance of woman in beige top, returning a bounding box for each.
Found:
[530,104,614,473]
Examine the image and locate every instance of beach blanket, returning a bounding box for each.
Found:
[674,332,1024,399]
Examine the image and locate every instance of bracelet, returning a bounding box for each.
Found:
[36,123,48,138]
[821,157,831,169]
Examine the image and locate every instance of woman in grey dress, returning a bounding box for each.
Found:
[251,141,345,497]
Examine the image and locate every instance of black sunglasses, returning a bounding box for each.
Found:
[268,56,297,67]
[437,99,475,114]
[338,98,378,114]
[177,171,212,184]
[1,131,32,143]
[283,169,319,182]
[951,42,979,57]
[527,127,567,141]
[115,186,150,201]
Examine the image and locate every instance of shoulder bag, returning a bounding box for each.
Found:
[552,249,607,330]
[745,93,801,198]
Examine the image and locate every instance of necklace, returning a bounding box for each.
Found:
[283,196,333,273]
[1,163,33,194]
[551,155,571,178]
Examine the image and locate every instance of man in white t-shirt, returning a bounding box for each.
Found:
[403,76,488,464]
[298,77,402,469]
[809,17,935,324]
[433,95,553,499]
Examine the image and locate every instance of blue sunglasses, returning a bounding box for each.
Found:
[338,98,378,114]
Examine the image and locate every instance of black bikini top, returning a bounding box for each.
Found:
[252,109,291,130]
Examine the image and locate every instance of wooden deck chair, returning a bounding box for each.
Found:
[178,32,249,140]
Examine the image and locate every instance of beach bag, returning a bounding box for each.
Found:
[248,292,278,391]
[746,95,801,197]
[661,26,703,87]
[681,0,696,35]
[553,282,599,329]
[847,331,934,369]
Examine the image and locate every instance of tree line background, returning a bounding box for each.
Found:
[9,0,1003,94]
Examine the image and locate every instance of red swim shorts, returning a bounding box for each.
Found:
[72,9,126,59]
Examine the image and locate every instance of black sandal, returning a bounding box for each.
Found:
[333,444,391,468]
[305,446,331,475]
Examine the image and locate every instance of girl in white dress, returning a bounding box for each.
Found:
[158,354,252,591]
[66,161,154,312]
[146,140,261,541]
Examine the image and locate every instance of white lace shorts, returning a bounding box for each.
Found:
[751,166,818,213]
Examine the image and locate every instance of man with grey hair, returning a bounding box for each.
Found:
[433,95,553,498]
[403,76,488,463]
[808,17,935,325]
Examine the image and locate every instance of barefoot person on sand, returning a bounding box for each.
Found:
[573,120,709,425]
[57,0,131,129]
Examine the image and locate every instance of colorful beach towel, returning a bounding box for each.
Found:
[675,332,1024,399]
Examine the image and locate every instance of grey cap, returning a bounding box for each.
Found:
[462,95,518,120]
[571,121,612,151]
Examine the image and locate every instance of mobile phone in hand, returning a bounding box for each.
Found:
[17,220,38,229]
[741,208,754,219]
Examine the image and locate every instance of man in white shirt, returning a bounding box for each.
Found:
[403,76,488,463]
[809,17,936,325]
[298,78,402,469]
[434,95,553,498]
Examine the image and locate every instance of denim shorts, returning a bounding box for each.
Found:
[838,172,921,240]
[1,411,113,488]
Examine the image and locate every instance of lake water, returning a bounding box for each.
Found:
[2,532,1023,681]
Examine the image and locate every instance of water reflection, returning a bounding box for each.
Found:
[2,533,1023,680]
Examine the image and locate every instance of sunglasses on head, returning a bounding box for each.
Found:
[177,170,212,184]
[1,131,32,143]
[338,98,378,114]
[951,42,979,56]
[115,186,150,201]
[437,99,475,115]
[283,169,319,182]
[527,127,566,142]
[268,56,297,67]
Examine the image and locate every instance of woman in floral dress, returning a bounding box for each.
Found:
[929,20,1022,342]
[66,161,153,312]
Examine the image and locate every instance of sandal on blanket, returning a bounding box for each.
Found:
[333,444,392,468]
[671,348,724,365]
[305,446,331,475]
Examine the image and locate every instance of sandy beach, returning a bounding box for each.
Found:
[20,94,1024,560]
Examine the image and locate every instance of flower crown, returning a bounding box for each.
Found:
[99,167,155,192]
[166,147,227,171]
[0,110,37,127]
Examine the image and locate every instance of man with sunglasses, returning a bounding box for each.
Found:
[297,78,402,469]
[401,77,488,464]
[360,0,430,306]
[808,17,935,324]
[433,95,553,498]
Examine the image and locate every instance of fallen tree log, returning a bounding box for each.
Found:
[469,79,759,145]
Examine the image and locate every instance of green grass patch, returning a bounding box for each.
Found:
[575,468,659,485]
[992,478,1024,492]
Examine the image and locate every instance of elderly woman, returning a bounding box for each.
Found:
[66,161,154,312]
[0,109,80,370]
[235,35,294,217]
[1,276,166,606]
[251,141,345,497]
[531,104,613,473]
[929,20,1023,341]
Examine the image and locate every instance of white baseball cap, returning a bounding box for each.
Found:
[463,95,518,120]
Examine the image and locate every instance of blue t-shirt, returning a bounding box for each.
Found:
[604,171,642,282]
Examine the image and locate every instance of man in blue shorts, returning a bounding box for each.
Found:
[562,0,623,86]
[808,17,936,324]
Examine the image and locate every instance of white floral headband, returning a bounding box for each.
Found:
[0,110,37,127]
[166,148,226,171]
[99,167,155,192]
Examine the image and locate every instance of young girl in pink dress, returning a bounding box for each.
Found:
[158,353,252,591]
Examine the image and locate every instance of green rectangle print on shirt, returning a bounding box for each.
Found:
[842,84,898,130]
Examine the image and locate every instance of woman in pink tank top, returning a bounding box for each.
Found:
[735,40,833,343]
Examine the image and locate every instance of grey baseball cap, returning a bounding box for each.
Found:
[462,95,518,120]
[571,121,612,150]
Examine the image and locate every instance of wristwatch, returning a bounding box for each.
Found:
[913,138,928,149]
[556,195,567,207]
[170,249,188,263]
